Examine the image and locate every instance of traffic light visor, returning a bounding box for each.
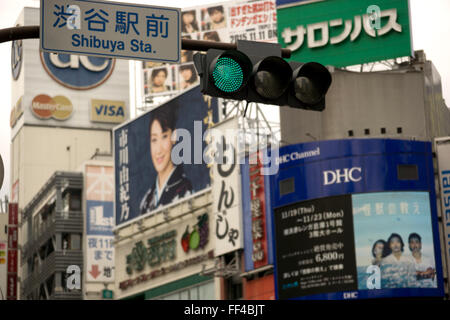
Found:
[253,56,292,100]
[293,62,331,105]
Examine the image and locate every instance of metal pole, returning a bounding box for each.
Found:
[182,38,292,58]
[0,26,39,44]
[0,26,292,58]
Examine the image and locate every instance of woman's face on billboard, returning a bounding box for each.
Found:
[373,242,384,257]
[150,119,173,174]
[153,70,167,87]
[183,12,194,25]
[181,68,193,81]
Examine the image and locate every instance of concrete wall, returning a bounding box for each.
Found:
[280,62,450,145]
[11,126,111,212]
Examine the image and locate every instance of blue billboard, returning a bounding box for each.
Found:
[270,138,444,300]
[114,87,219,227]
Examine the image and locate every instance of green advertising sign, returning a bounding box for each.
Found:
[277,0,413,67]
[102,289,114,299]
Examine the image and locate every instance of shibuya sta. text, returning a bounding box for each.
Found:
[72,34,153,53]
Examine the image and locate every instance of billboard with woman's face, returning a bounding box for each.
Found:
[114,86,219,227]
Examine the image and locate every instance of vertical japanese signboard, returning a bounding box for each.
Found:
[242,150,274,272]
[40,0,181,62]
[435,137,450,292]
[85,164,115,283]
[277,0,413,67]
[212,117,243,256]
[142,0,277,99]
[271,139,444,300]
[249,151,269,268]
[7,203,18,300]
[0,241,6,300]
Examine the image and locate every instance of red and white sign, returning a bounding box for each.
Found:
[7,274,17,300]
[8,203,18,226]
[7,251,17,274]
[7,226,18,250]
[249,151,268,268]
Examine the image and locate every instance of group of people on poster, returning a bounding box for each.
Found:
[371,232,437,288]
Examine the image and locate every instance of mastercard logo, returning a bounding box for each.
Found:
[31,94,73,120]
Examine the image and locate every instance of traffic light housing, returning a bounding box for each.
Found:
[193,40,332,111]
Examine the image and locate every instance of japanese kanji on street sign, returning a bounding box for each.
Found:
[40,0,181,63]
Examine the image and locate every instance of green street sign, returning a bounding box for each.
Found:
[102,289,114,299]
[277,0,413,67]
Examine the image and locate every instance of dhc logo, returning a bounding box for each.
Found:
[40,52,115,90]
[343,291,358,299]
[323,167,362,185]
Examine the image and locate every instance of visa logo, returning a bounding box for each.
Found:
[91,99,126,124]
[95,104,125,117]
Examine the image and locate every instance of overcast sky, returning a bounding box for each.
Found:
[0,0,449,201]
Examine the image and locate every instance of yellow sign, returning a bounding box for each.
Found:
[10,96,23,128]
[91,99,126,124]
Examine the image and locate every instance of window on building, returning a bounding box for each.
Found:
[70,192,81,211]
[71,234,81,250]
[397,164,418,180]
[279,177,295,197]
[62,233,71,250]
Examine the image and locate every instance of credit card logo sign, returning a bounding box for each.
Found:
[40,52,115,90]
[91,99,126,123]
[31,94,73,120]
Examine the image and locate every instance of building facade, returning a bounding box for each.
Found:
[21,172,83,299]
[10,7,129,299]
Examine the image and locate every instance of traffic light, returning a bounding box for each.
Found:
[193,40,332,111]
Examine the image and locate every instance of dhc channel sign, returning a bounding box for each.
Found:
[40,52,115,90]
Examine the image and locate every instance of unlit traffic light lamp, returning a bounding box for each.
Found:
[193,40,332,111]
